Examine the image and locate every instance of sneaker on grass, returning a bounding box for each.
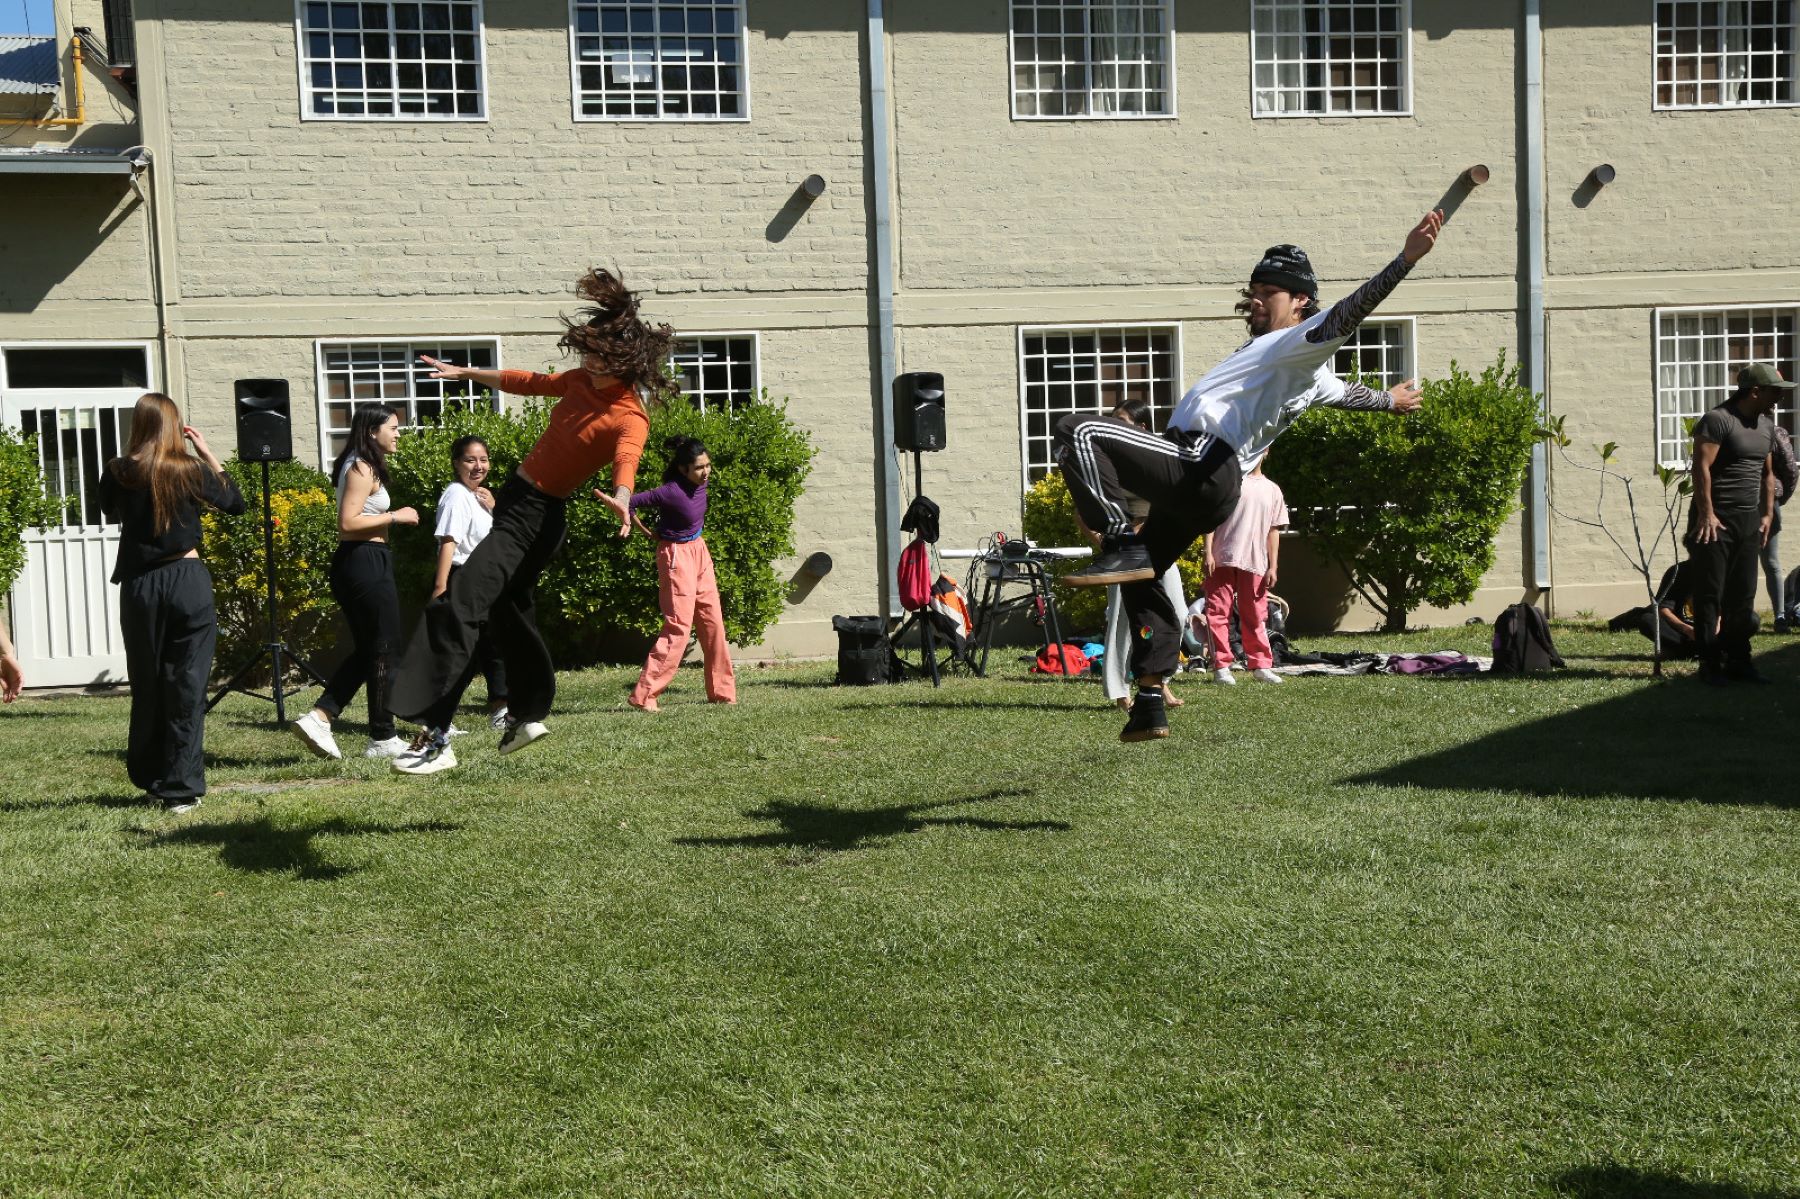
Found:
[292,711,342,760]
[161,797,202,815]
[364,735,410,758]
[497,719,549,756]
[488,706,510,731]
[1250,668,1284,684]
[394,731,457,775]
[1211,667,1236,686]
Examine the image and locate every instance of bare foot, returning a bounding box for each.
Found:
[1115,696,1133,712]
[1163,686,1184,708]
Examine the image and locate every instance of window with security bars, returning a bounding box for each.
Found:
[316,340,499,467]
[1332,319,1413,390]
[572,0,747,119]
[1656,308,1798,467]
[1251,0,1409,116]
[671,335,757,412]
[1010,1,1174,118]
[299,1,486,120]
[1019,325,1178,483]
[1656,1,1797,108]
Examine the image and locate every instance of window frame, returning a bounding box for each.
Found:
[1015,321,1184,493]
[1652,0,1800,111]
[312,336,504,473]
[567,0,753,123]
[294,0,491,124]
[1248,0,1414,119]
[1332,315,1417,391]
[1009,0,1179,122]
[1653,303,1799,469]
[670,331,761,413]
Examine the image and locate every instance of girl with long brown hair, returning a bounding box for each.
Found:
[387,267,671,774]
[99,392,245,813]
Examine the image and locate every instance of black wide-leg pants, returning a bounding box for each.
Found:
[119,558,217,801]
[1054,413,1242,679]
[1690,507,1764,673]
[315,540,401,741]
[391,474,566,730]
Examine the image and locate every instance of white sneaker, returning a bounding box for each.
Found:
[488,706,510,731]
[292,712,342,760]
[1211,667,1237,686]
[394,732,457,775]
[1251,668,1285,684]
[445,724,468,738]
[363,735,410,759]
[497,719,549,756]
[162,797,202,815]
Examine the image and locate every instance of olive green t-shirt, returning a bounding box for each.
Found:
[1694,401,1776,513]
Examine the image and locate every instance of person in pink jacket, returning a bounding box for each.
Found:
[1200,463,1289,685]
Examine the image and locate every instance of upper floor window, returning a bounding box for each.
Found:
[315,339,499,468]
[299,1,487,120]
[572,0,748,120]
[1251,0,1410,117]
[1019,325,1179,484]
[1333,318,1414,390]
[671,334,758,412]
[1655,306,1797,467]
[1010,1,1174,119]
[1655,1,1797,109]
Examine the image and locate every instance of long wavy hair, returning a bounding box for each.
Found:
[110,392,205,534]
[331,404,398,490]
[557,268,676,400]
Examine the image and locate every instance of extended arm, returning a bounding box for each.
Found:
[1322,378,1421,413]
[1307,210,1442,345]
[0,619,20,703]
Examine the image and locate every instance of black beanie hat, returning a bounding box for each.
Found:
[1249,244,1318,297]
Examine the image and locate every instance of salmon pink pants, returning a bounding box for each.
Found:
[1202,565,1273,670]
[631,537,736,707]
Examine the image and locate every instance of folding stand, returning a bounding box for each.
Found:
[967,546,1070,678]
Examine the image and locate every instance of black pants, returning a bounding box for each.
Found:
[1611,605,1699,659]
[392,473,567,730]
[447,562,509,708]
[119,558,217,801]
[316,540,401,740]
[1689,507,1763,673]
[1054,413,1242,678]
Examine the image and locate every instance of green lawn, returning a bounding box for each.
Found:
[2,626,1798,1198]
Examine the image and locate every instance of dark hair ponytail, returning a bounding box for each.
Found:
[662,435,709,484]
[332,404,398,489]
[450,434,489,464]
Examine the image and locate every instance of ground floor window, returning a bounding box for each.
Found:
[1332,318,1415,391]
[314,339,500,469]
[1018,324,1179,485]
[1655,306,1797,467]
[670,334,758,412]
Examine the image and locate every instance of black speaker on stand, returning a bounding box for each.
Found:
[207,378,328,724]
[891,372,949,685]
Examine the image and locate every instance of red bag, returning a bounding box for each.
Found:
[898,538,932,611]
[1031,643,1090,675]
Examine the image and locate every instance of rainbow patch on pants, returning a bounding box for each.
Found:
[1138,625,1153,639]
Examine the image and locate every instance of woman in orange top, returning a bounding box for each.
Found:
[388,268,671,775]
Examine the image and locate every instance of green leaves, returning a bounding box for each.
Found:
[0,426,67,595]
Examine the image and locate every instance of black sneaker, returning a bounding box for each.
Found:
[1119,690,1170,743]
[1066,542,1155,587]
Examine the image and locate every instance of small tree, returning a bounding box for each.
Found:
[1265,354,1540,632]
[0,426,68,593]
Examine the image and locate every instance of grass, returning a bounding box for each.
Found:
[2,625,1799,1198]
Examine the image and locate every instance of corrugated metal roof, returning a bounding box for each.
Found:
[0,35,59,96]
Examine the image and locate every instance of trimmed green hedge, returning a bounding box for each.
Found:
[0,426,65,595]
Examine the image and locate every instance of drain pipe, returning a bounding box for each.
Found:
[1523,0,1552,596]
[865,0,902,618]
[126,149,172,394]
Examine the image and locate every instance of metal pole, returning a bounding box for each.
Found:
[259,459,288,722]
[866,0,903,619]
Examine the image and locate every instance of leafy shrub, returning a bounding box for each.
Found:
[1021,470,1206,635]
[1265,353,1540,632]
[200,459,341,683]
[0,425,65,593]
[386,391,814,663]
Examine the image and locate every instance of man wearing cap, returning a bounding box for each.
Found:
[1687,362,1789,684]
[1053,209,1442,742]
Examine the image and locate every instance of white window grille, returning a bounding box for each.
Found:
[571,0,748,120]
[1018,325,1180,485]
[1332,318,1414,390]
[1655,306,1797,467]
[315,339,500,469]
[1251,0,1410,117]
[298,1,486,120]
[1010,1,1174,119]
[1655,0,1798,108]
[671,334,758,412]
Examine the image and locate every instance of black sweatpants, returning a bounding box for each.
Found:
[391,473,567,730]
[1690,507,1763,673]
[1054,413,1242,679]
[447,562,510,708]
[316,540,401,740]
[119,558,217,801]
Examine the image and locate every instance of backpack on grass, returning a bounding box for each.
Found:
[1491,602,1564,674]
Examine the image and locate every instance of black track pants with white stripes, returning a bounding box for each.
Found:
[1054,413,1242,679]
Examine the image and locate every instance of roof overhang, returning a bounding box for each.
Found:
[0,146,150,175]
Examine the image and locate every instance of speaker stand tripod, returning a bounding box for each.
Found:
[206,458,328,724]
[889,450,955,687]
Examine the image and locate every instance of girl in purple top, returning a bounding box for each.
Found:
[598,436,737,711]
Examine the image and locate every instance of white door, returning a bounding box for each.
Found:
[1,343,154,688]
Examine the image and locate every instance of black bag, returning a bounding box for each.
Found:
[833,615,900,685]
[1491,602,1564,673]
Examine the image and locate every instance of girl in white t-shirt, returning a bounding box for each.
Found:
[431,435,509,729]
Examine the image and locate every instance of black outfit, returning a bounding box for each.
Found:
[1609,561,1699,658]
[315,540,402,740]
[447,562,510,708]
[1687,401,1777,675]
[99,462,245,802]
[391,472,566,731]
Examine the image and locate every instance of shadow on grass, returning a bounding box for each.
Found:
[134,816,462,881]
[1348,641,1800,806]
[1555,1164,1800,1198]
[0,791,157,813]
[677,788,1071,854]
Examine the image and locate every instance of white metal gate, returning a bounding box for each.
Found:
[1,344,152,688]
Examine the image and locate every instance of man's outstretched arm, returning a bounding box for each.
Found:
[1308,210,1444,345]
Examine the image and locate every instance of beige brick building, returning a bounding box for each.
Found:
[3,0,1798,683]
